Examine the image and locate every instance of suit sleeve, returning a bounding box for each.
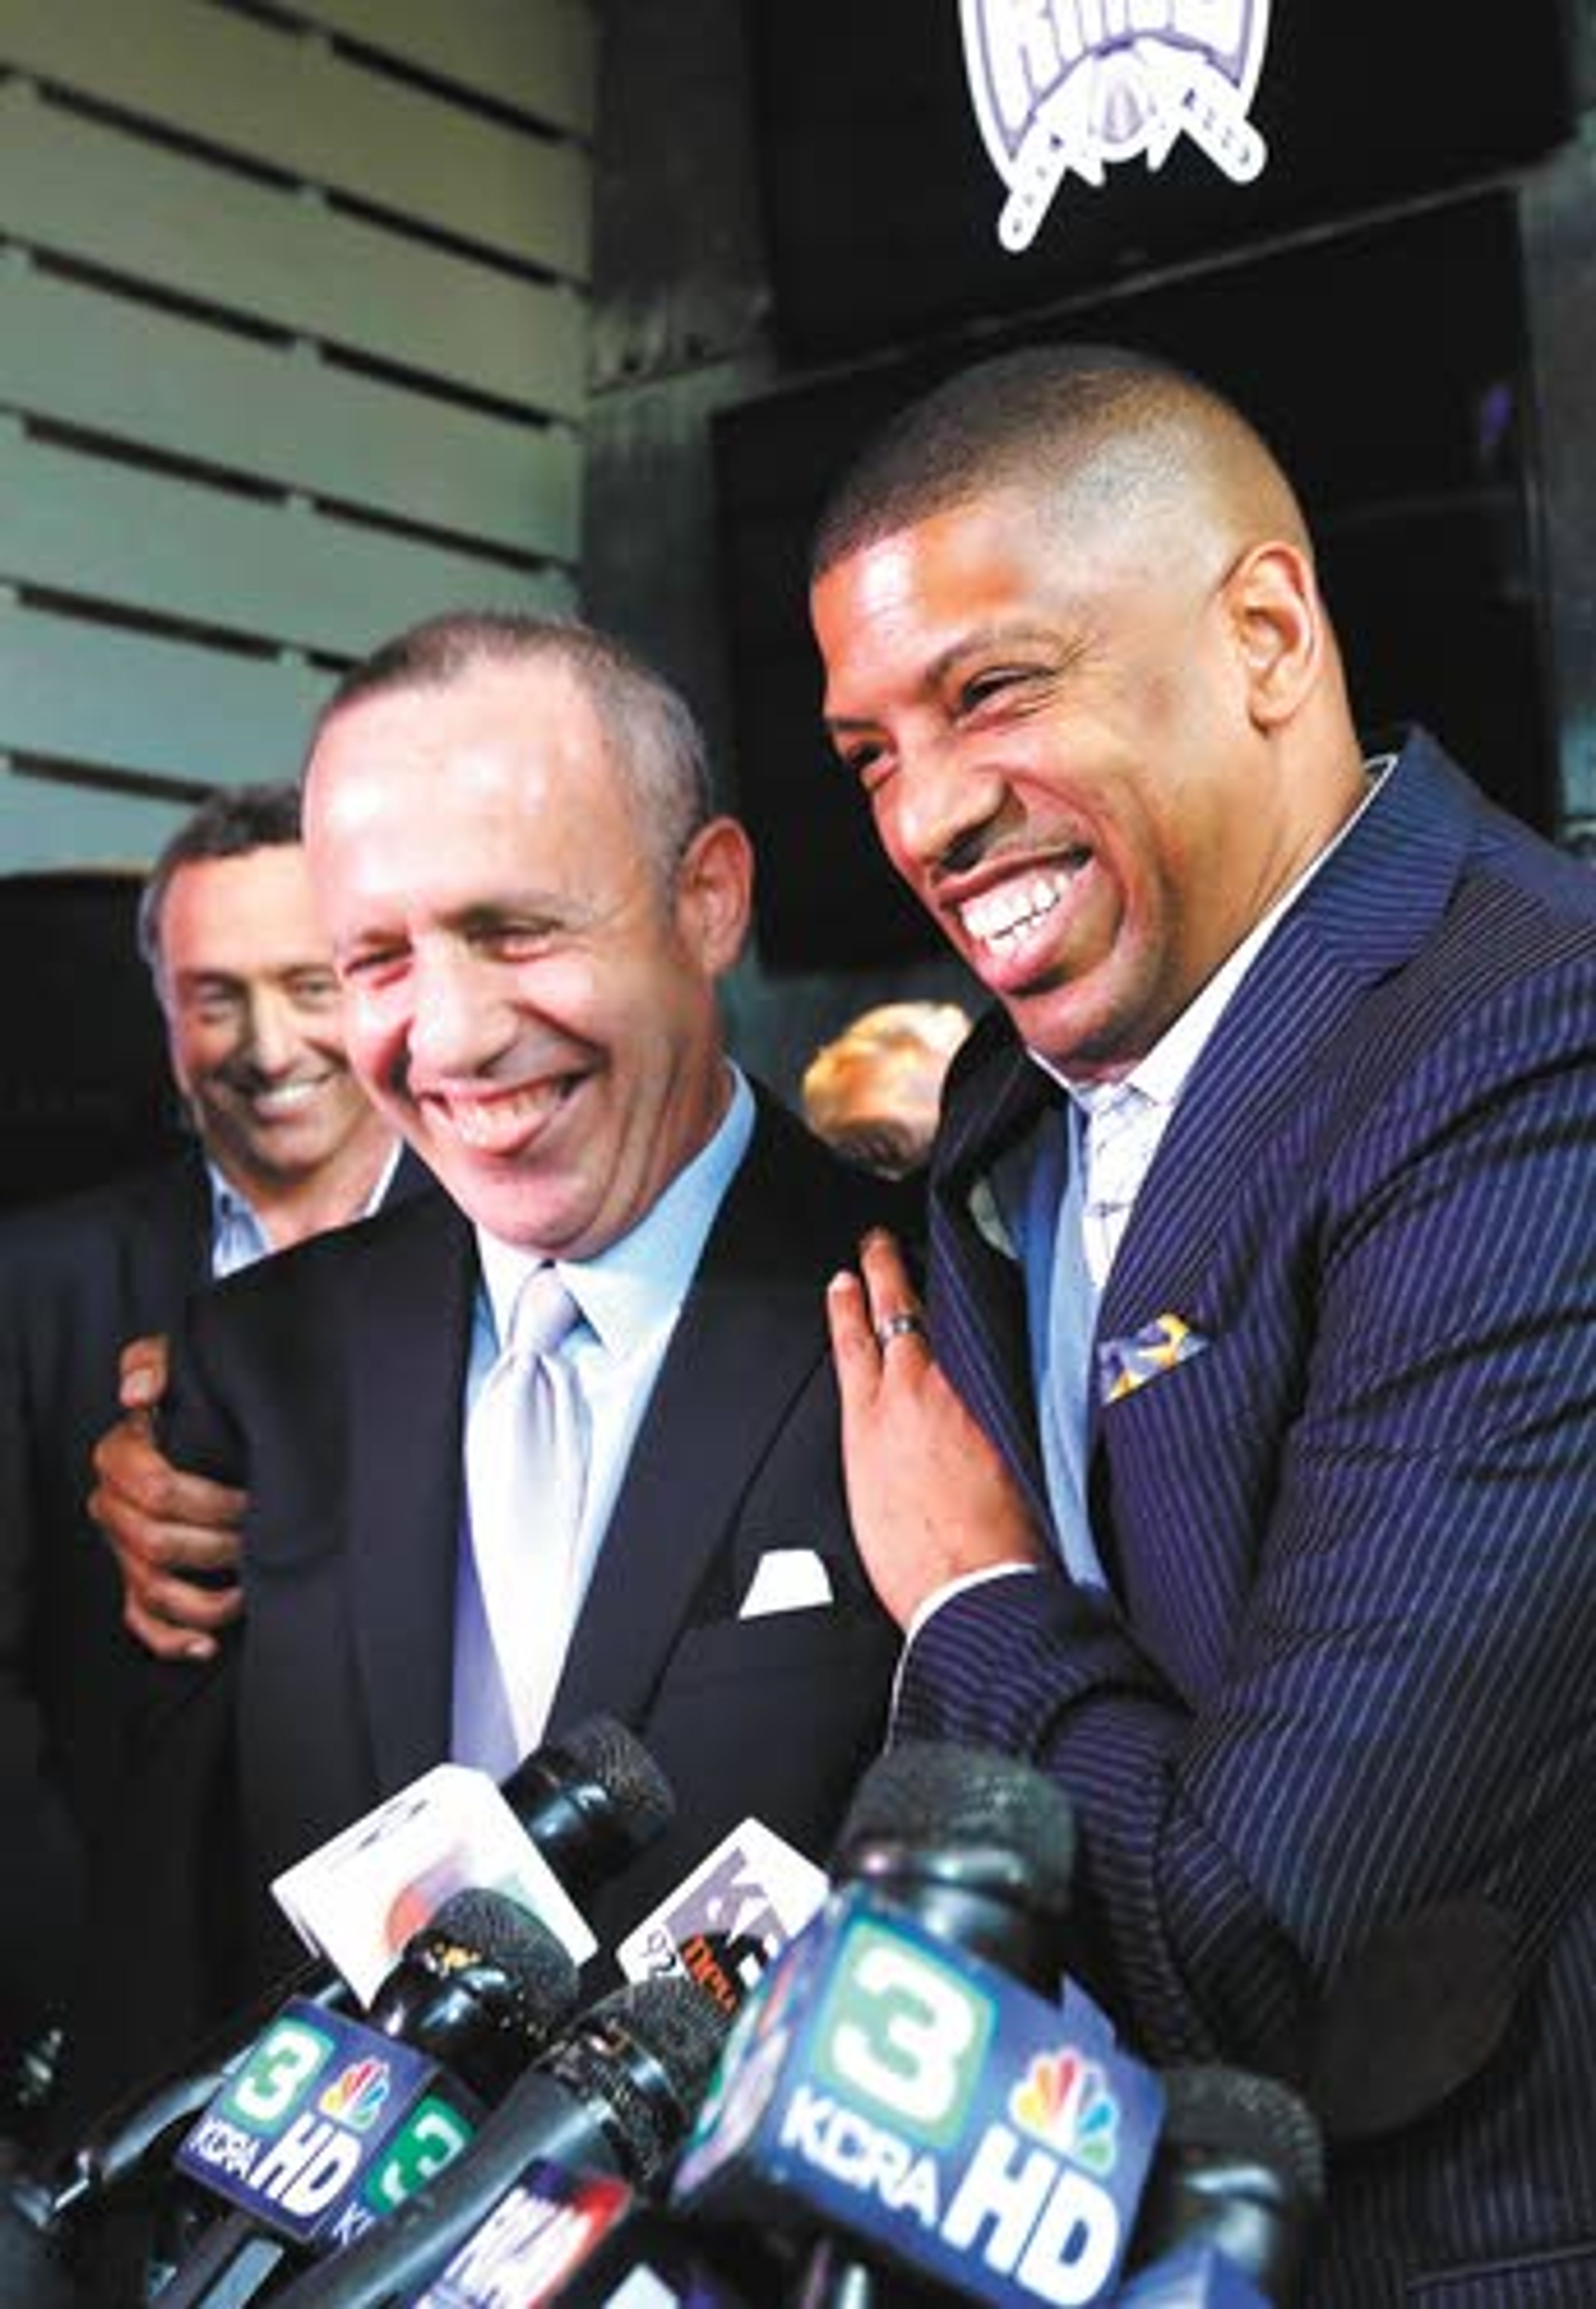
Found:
[0,1296,87,2045]
[897,954,1596,2085]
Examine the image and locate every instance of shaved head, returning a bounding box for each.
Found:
[811,343,1310,587]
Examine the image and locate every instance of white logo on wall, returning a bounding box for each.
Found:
[961,0,1272,253]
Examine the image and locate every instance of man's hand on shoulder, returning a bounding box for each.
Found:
[827,1229,1050,1628]
[88,1333,249,1663]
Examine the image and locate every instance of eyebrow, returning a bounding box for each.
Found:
[823,622,1062,735]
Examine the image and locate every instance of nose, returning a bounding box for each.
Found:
[406,944,516,1080]
[239,987,301,1076]
[889,734,1005,881]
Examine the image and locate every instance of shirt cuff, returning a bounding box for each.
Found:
[891,1562,1044,1725]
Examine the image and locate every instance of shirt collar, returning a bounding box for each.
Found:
[205,1138,402,1271]
[475,1063,755,1359]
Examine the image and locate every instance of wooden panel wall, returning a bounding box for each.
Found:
[0,0,593,870]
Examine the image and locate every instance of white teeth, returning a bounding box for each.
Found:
[961,868,1078,950]
[251,1080,323,1112]
[446,1084,564,1149]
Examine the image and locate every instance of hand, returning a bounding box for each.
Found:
[827,1229,1050,1628]
[87,1334,249,1662]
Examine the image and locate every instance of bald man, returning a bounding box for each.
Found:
[809,346,1596,2305]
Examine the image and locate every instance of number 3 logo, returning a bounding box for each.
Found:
[229,2018,330,2127]
[818,1918,994,2149]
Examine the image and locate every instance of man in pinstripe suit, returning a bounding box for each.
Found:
[809,345,1596,2303]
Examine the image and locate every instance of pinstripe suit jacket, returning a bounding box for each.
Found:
[900,731,1596,2305]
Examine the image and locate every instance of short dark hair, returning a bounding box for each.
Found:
[312,611,714,883]
[137,783,303,979]
[810,341,1288,580]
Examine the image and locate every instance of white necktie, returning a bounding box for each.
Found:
[463,1265,590,1763]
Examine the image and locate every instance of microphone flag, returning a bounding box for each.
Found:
[672,1884,1165,2307]
[173,1998,480,2260]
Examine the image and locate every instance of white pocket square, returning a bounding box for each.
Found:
[739,1548,834,1618]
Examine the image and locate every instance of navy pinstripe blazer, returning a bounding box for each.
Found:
[901,731,1596,2305]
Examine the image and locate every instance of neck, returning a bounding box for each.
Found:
[218,1124,396,1251]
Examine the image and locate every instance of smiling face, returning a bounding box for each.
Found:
[157,843,383,1199]
[303,656,752,1256]
[812,482,1360,1080]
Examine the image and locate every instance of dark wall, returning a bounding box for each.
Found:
[0,872,181,1211]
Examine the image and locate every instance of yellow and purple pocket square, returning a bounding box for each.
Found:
[1098,1313,1209,1404]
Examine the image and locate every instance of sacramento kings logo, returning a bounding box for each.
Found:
[960,0,1272,252]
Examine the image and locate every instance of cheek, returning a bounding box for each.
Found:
[343,992,405,1084]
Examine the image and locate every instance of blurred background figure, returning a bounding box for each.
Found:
[801,999,972,1179]
[0,783,410,2151]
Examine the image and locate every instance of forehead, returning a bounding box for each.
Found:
[160,845,325,969]
[817,485,1084,620]
[304,660,645,910]
[813,483,1197,701]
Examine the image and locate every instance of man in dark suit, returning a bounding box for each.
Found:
[74,614,904,2116]
[0,784,409,2120]
[808,346,1596,2303]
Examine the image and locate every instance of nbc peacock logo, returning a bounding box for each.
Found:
[1009,2047,1119,2174]
[318,2056,393,2134]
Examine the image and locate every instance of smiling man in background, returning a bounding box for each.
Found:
[0,784,409,2130]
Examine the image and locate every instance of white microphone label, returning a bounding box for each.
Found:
[616,1818,828,2012]
[271,1762,596,2003]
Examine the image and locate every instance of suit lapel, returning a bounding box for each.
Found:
[1097,735,1475,1368]
[549,1102,841,1732]
[929,1020,1054,1531]
[345,1192,476,1791]
[123,1149,214,1312]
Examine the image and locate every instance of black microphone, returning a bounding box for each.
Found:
[830,1739,1078,1993]
[362,1888,582,2107]
[269,1976,733,2308]
[783,1739,1079,2309]
[32,1715,672,2232]
[143,1889,583,2309]
[1119,2066,1326,2307]
[497,1718,675,1907]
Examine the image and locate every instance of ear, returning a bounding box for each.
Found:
[674,815,754,977]
[1222,540,1324,729]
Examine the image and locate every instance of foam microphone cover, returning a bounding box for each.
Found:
[830,1739,1076,1990]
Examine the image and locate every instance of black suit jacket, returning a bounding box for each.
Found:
[0,1145,426,2055]
[77,1093,910,2108]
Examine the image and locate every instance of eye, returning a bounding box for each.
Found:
[475,918,556,960]
[340,945,406,989]
[183,983,242,1023]
[958,666,1031,715]
[288,972,340,1008]
[836,735,890,791]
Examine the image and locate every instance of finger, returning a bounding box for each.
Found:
[118,1332,171,1411]
[826,1269,884,1406]
[123,1597,222,1663]
[89,1434,248,1528]
[856,1230,929,1358]
[91,1495,243,1578]
[146,1572,242,1633]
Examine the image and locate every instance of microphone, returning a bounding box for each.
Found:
[32,1716,672,2231]
[1117,2066,1326,2307]
[268,1976,733,2308]
[360,1890,582,2106]
[672,1741,1167,2307]
[273,1716,677,2005]
[408,2165,761,2307]
[128,1890,583,2307]
[828,1739,1077,1992]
